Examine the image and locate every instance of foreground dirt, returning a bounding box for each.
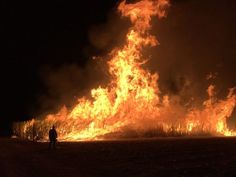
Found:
[0,137,236,177]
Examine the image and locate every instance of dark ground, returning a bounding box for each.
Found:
[0,137,236,177]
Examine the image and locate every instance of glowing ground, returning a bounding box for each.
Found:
[0,137,236,177]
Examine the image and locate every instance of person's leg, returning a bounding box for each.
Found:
[49,141,52,149]
[53,140,56,149]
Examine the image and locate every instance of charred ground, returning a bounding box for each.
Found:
[1,137,236,177]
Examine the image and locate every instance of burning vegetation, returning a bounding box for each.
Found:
[13,0,236,141]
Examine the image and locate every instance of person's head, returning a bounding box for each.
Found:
[52,125,55,129]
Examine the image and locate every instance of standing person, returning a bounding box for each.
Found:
[49,125,57,149]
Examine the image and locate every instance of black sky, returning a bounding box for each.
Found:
[2,0,236,135]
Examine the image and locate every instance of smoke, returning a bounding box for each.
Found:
[37,59,108,116]
[36,3,132,117]
[88,4,130,55]
[147,0,236,104]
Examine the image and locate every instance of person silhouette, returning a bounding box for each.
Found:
[49,125,57,149]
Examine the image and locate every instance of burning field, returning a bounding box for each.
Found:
[13,0,236,141]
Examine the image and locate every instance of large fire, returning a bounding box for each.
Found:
[13,0,236,141]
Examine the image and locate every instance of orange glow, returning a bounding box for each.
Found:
[13,0,236,141]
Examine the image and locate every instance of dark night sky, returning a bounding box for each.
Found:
[2,0,236,135]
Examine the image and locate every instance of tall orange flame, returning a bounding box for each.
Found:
[13,0,236,141]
